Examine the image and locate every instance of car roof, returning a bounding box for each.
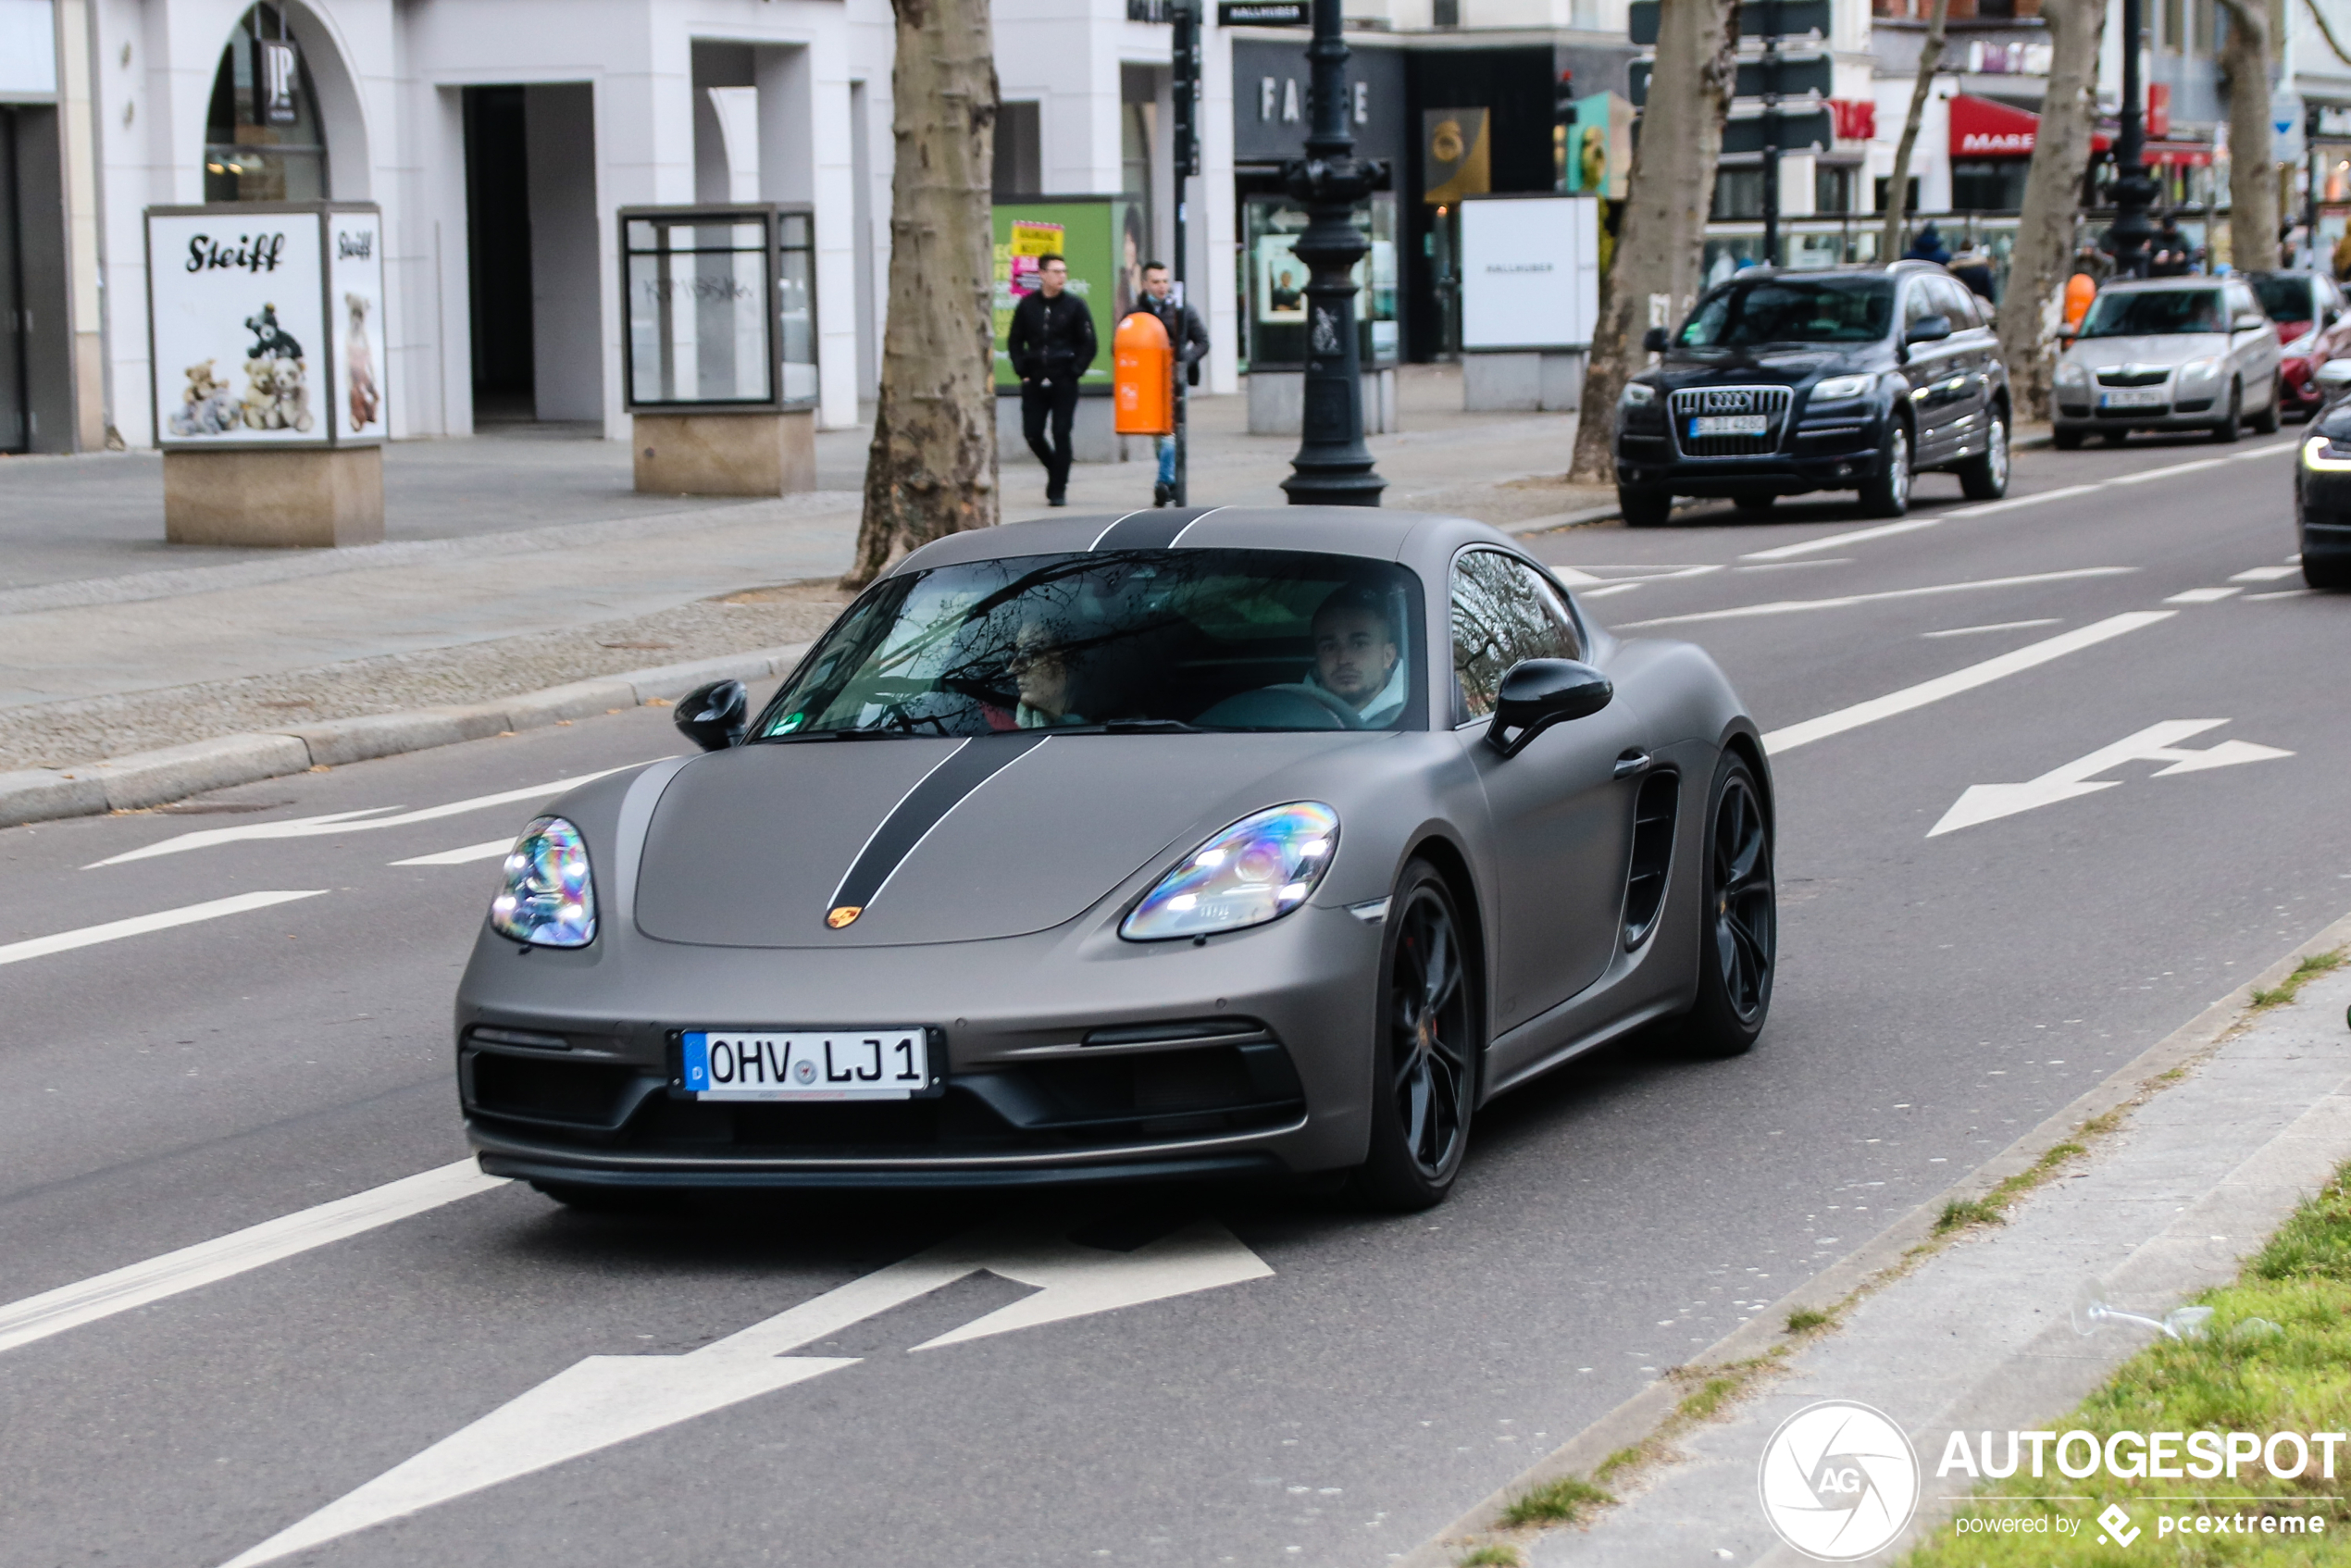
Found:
[1710,260,1938,283]
[889,506,1525,577]
[2097,274,2229,292]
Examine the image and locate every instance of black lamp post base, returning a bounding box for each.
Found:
[1280,464,1387,507]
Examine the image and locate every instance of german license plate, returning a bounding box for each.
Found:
[1690,414,1768,436]
[2099,389,2164,408]
[678,1029,935,1101]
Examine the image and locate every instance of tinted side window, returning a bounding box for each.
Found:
[1450,551,1581,722]
[1903,284,1940,328]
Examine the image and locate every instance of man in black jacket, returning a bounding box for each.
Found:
[1138,262,1210,506]
[1007,255,1098,505]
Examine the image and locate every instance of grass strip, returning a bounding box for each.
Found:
[2250,951,2346,1012]
[1900,1161,2351,1566]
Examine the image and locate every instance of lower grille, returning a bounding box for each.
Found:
[1669,386,1792,457]
[2096,367,2170,388]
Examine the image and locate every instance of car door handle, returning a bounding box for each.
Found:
[1613,749,1652,779]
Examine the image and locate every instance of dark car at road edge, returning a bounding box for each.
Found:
[1612,261,2010,527]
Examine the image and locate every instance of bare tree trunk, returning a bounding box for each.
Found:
[2216,0,2279,272]
[1996,0,2105,424]
[1568,0,1738,485]
[1880,0,1952,262]
[844,0,1001,590]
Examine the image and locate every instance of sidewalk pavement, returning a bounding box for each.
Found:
[1407,915,2351,1568]
[0,367,1597,790]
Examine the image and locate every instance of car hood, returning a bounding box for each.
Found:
[2062,333,2225,370]
[1649,348,1884,389]
[632,732,1383,948]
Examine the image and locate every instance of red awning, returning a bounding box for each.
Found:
[1948,93,2113,158]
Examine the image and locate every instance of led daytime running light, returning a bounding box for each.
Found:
[1121,803,1339,941]
[2303,435,2351,472]
[490,815,598,947]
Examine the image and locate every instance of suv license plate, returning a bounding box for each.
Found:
[2099,389,2165,409]
[680,1029,932,1101]
[1690,415,1768,436]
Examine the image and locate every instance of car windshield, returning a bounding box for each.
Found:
[2250,276,2317,323]
[753,549,1423,739]
[1676,277,1894,347]
[2078,288,2225,337]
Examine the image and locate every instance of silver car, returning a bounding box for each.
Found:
[2053,275,2283,446]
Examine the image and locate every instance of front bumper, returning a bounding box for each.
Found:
[454,901,1383,1188]
[2053,381,2227,430]
[1615,410,1886,496]
[2296,467,2351,566]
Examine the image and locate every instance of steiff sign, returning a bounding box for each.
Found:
[144,202,387,450]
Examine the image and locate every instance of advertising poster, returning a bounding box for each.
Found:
[1255,234,1310,324]
[1565,93,1635,201]
[327,209,387,443]
[990,199,1127,391]
[149,210,330,447]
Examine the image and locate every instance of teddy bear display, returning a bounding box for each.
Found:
[343,292,379,431]
[166,359,240,437]
[232,303,317,432]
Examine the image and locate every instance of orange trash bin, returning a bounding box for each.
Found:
[2063,272,2096,331]
[1113,311,1174,436]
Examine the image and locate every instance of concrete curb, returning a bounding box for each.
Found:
[1392,905,2351,1568]
[0,643,810,829]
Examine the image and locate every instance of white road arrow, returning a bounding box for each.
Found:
[1929,719,2293,837]
[220,1217,1269,1568]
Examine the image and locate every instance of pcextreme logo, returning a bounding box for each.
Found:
[1757,1400,1922,1560]
[2098,1503,2141,1547]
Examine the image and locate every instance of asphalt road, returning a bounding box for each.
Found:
[4,430,2347,1568]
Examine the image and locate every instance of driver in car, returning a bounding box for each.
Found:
[1306,586,1407,727]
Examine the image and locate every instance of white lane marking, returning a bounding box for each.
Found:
[1549,564,1606,585]
[1611,566,2133,629]
[1930,719,2293,836]
[0,1160,505,1358]
[390,839,511,866]
[0,890,327,969]
[2110,456,2228,486]
[1943,482,2105,516]
[2231,442,2298,458]
[2163,585,2242,603]
[1761,611,2173,755]
[1739,516,1942,561]
[2246,588,2315,601]
[89,765,644,868]
[220,1218,1271,1568]
[1735,557,1852,571]
[1921,617,2064,638]
[2231,565,2301,581]
[1580,582,1644,599]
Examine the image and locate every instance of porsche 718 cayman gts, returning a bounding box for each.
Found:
[454,507,1776,1209]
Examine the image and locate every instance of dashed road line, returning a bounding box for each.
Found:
[1921,617,2064,638]
[392,839,512,866]
[2163,585,2243,603]
[2232,565,2301,581]
[1762,611,2174,754]
[0,1161,506,1357]
[1611,566,2133,629]
[0,890,327,969]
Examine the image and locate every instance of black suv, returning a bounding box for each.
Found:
[1612,261,2012,527]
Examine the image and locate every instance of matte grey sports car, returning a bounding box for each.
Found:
[454,507,1775,1210]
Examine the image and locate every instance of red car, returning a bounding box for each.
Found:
[2249,270,2351,420]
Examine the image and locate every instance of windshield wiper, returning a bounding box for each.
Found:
[1056,718,1208,735]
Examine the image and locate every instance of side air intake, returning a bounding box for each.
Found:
[1622,770,1680,946]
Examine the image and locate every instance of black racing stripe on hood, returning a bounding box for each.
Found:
[1091,508,1219,552]
[827,731,1051,916]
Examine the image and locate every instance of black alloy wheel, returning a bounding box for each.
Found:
[2211,381,2243,443]
[1352,863,1478,1210]
[1671,754,1776,1057]
[1620,486,1673,529]
[1857,424,1910,517]
[1957,408,2010,501]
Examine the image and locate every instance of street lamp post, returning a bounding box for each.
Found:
[1279,0,1386,506]
[2106,0,2157,277]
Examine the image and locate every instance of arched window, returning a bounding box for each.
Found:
[204,4,329,201]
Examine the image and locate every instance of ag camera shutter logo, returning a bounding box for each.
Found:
[1757,1400,1921,1560]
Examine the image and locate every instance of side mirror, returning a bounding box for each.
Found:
[2233,312,2270,333]
[675,678,749,752]
[2316,358,2351,403]
[1642,326,1671,353]
[1903,314,1953,345]
[1486,659,1613,758]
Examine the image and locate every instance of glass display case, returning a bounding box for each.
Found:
[1241,193,1399,372]
[620,205,819,412]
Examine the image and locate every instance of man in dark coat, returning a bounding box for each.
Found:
[1006,255,1098,506]
[1137,261,1210,506]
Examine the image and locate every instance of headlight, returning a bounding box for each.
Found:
[2055,361,2089,388]
[1810,372,1872,402]
[2178,356,2222,383]
[1120,803,1338,941]
[2303,434,2351,471]
[1620,381,1656,406]
[490,815,597,947]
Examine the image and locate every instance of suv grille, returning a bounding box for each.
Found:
[1669,385,1792,456]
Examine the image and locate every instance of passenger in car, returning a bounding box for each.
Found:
[1008,622,1088,728]
[1306,585,1408,727]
